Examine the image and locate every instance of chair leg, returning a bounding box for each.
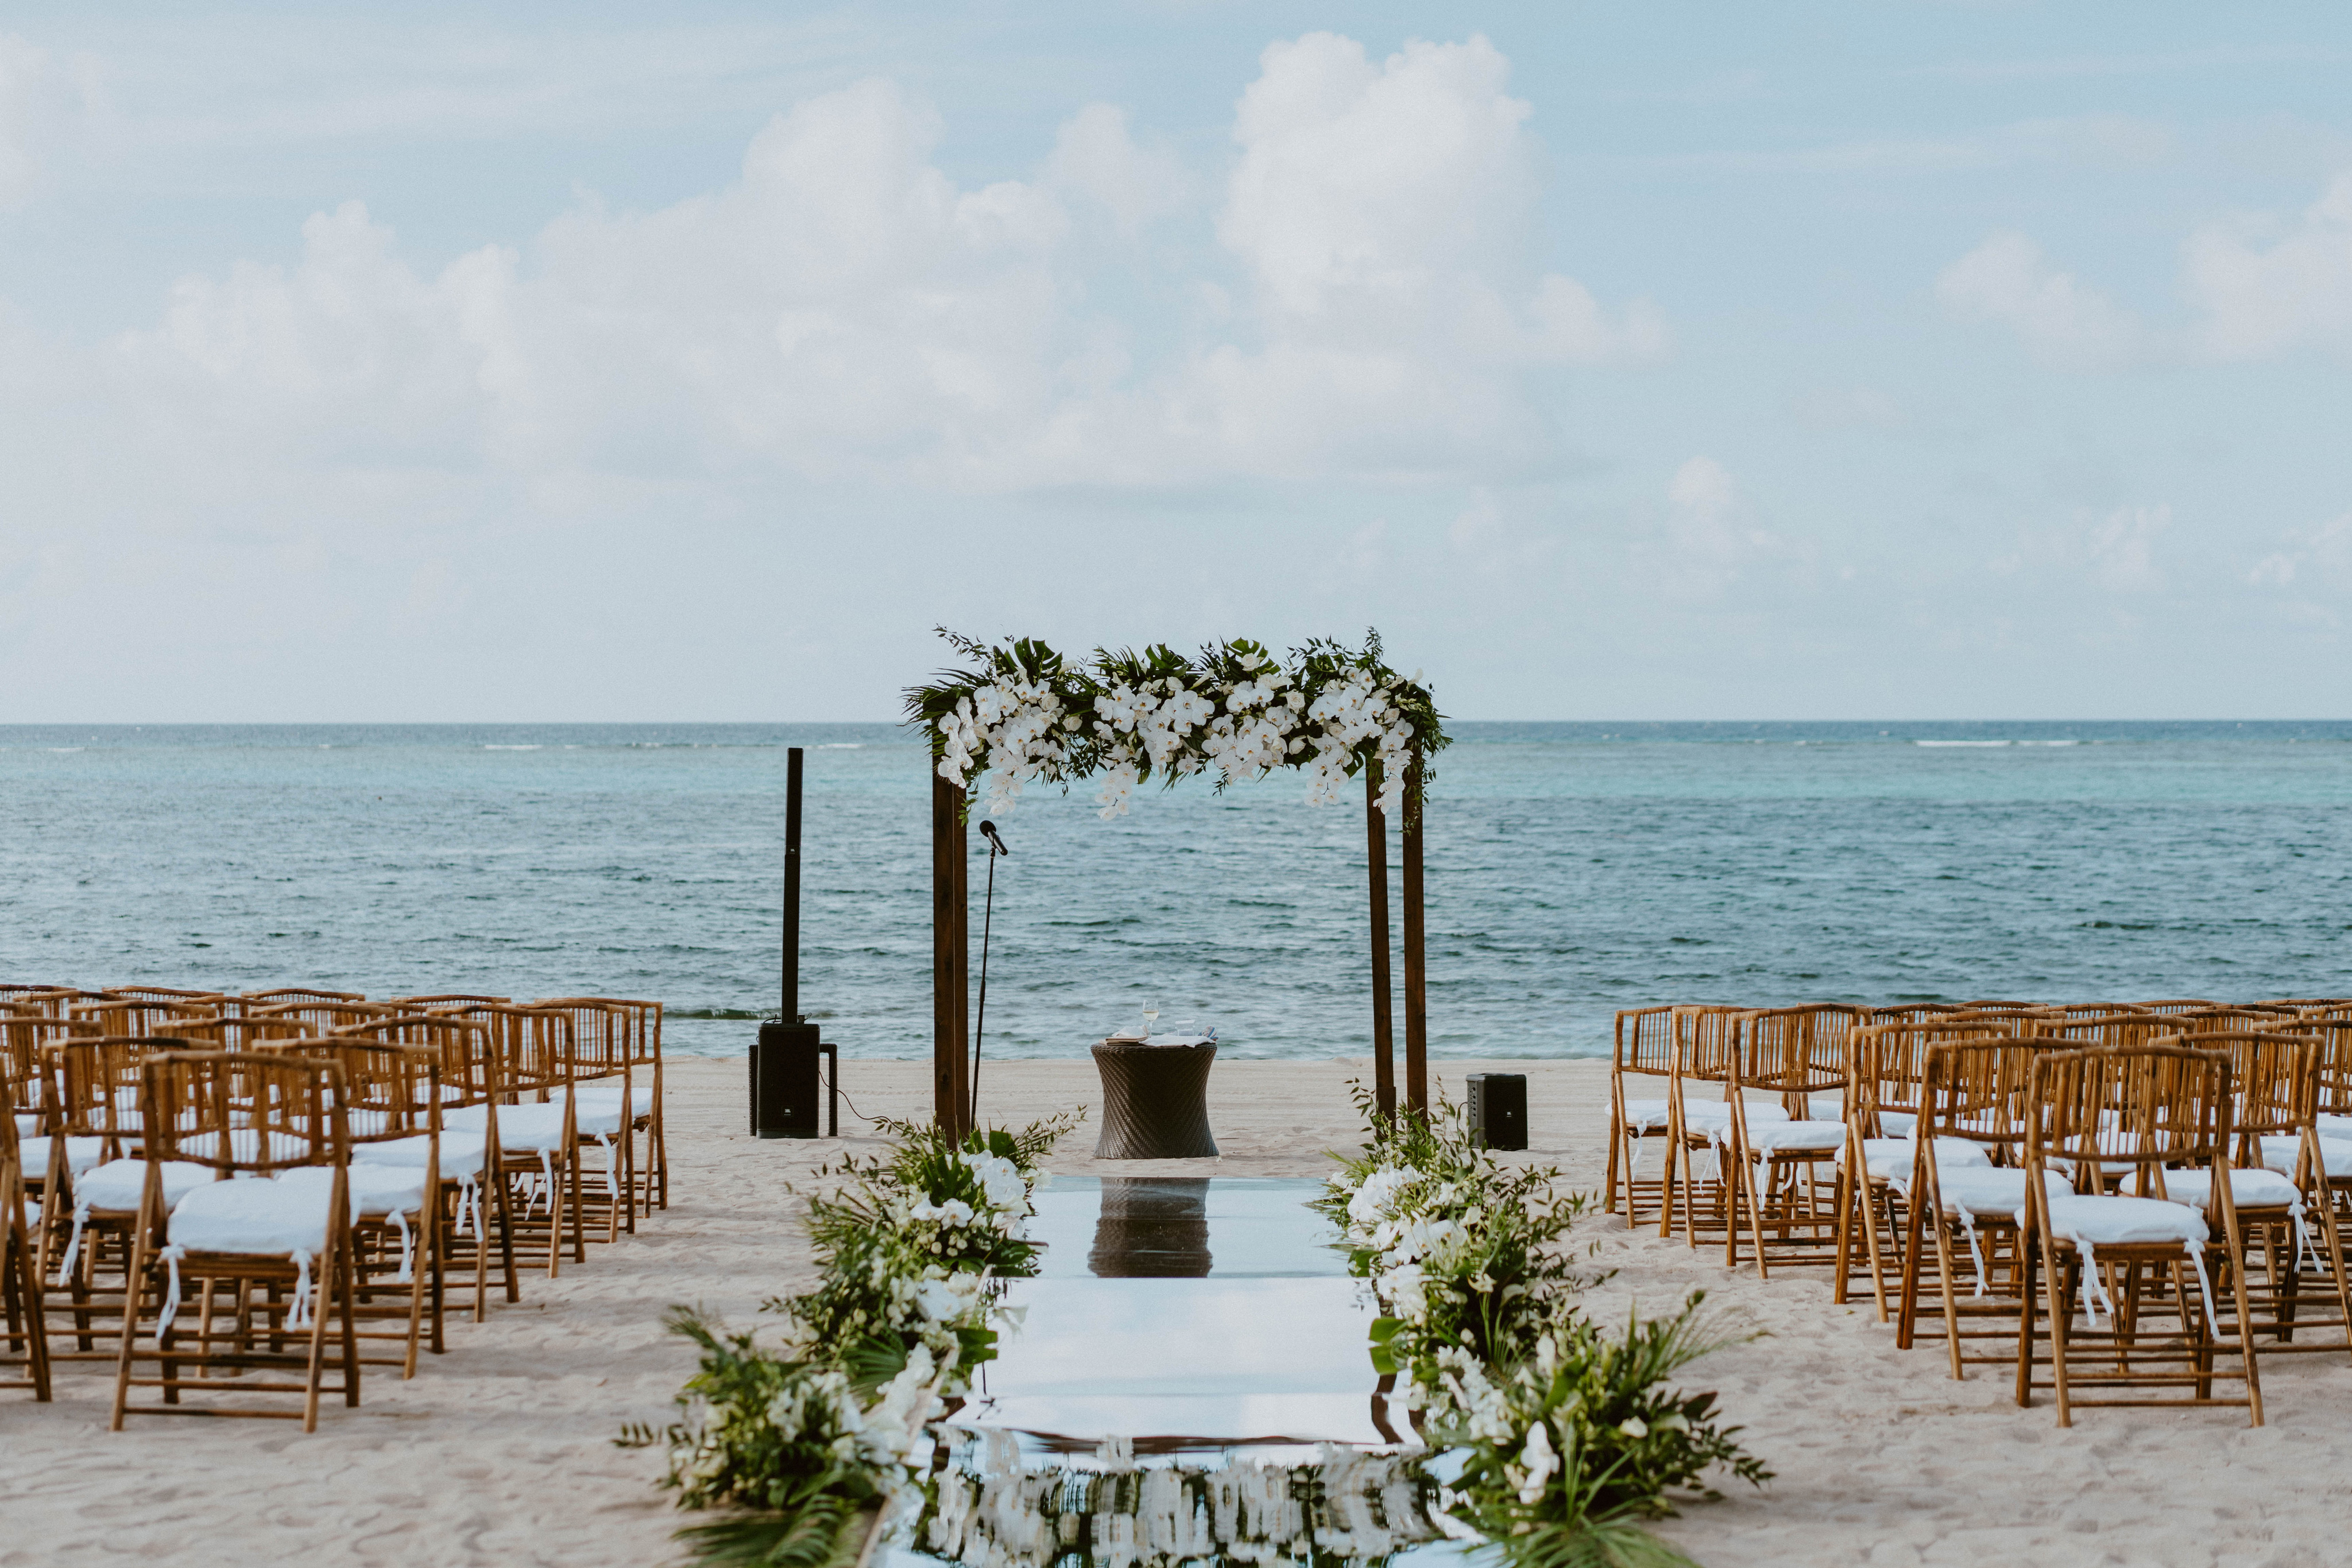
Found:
[2013,1237,2041,1410]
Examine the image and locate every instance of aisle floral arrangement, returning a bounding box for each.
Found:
[621,1113,1079,1568]
[904,628,1450,820]
[1318,1087,1771,1568]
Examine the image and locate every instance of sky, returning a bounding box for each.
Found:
[1,2,2348,721]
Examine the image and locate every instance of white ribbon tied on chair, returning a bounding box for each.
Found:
[287,1248,315,1329]
[156,1244,187,1337]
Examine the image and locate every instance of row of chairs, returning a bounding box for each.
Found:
[0,984,667,1429]
[1604,997,2352,1426]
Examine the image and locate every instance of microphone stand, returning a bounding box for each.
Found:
[971,822,1008,1132]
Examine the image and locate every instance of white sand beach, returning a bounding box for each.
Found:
[7,1056,2347,1567]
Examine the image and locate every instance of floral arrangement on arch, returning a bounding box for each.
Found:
[903,628,1450,821]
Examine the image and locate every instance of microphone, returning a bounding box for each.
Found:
[979,819,1011,857]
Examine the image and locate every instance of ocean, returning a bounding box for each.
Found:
[5,721,2347,1060]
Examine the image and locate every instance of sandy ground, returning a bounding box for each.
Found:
[6,1055,2347,1567]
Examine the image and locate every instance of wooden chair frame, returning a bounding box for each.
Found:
[111,1051,360,1430]
[2017,1044,2262,1426]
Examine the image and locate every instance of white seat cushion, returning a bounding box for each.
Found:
[78,1158,216,1213]
[1877,1110,1918,1138]
[170,1176,332,1257]
[573,1083,655,1121]
[492,1102,570,1152]
[1933,1166,2069,1220]
[2316,1113,2352,1141]
[1746,1120,1848,1153]
[276,1162,428,1218]
[362,1129,489,1178]
[1676,1100,1790,1136]
[2156,1167,2302,1211]
[1860,1137,1994,1183]
[2045,1193,2208,1249]
[19,1135,106,1177]
[2261,1136,2352,1180]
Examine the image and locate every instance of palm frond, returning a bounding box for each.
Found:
[673,1497,873,1568]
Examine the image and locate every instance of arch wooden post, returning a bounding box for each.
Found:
[1367,760,1395,1119]
[931,775,971,1140]
[1402,748,1428,1113]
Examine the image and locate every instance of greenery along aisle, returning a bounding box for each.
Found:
[1318,1089,1772,1568]
[622,1113,1081,1568]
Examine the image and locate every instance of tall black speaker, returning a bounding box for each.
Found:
[753,1020,822,1139]
[1466,1072,1527,1151]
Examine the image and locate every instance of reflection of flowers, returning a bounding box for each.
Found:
[913,1438,1438,1568]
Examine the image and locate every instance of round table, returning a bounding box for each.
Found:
[1089,1039,1220,1159]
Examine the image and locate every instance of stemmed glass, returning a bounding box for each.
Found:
[1142,1002,1160,1040]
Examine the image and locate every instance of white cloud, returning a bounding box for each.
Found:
[2249,511,2352,588]
[1630,456,1798,601]
[1941,171,2352,370]
[2086,503,2168,593]
[1044,103,1190,237]
[92,38,1660,494]
[2183,173,2352,362]
[1936,230,2150,371]
[0,33,97,209]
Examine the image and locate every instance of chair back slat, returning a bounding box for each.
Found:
[1920,1038,2044,1152]
[1614,1006,1676,1079]
[140,1050,346,1175]
[1738,1005,1859,1105]
[2170,1030,2319,1148]
[2029,1044,2230,1178]
[242,987,367,1006]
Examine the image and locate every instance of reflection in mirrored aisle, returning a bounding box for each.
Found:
[883,1429,1456,1568]
[918,1178,1445,1568]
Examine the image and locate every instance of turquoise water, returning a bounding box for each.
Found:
[4,722,2348,1060]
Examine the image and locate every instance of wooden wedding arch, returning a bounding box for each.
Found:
[908,630,1447,1140]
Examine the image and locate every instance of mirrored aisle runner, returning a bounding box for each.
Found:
[885,1178,1463,1568]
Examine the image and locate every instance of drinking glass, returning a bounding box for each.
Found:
[1142,1003,1160,1037]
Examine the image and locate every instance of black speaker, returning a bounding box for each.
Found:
[1466,1073,1527,1151]
[753,1020,822,1139]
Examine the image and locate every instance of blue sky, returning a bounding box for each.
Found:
[2,3,2347,719]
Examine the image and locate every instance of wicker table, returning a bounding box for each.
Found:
[1089,1039,1220,1159]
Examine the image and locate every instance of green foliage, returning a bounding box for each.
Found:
[1321,1094,1768,1568]
[625,1113,1080,1568]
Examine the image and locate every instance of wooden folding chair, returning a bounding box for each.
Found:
[37,1036,206,1366]
[259,1035,444,1376]
[435,1005,578,1279]
[1606,1006,1676,1223]
[1722,1005,1862,1276]
[2165,1030,2352,1363]
[1902,1038,2065,1376]
[111,1051,359,1430]
[332,1011,516,1327]
[2016,1044,2262,1426]
[533,998,641,1241]
[1837,1017,2035,1315]
[1659,1005,1754,1246]
[1,1074,51,1401]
